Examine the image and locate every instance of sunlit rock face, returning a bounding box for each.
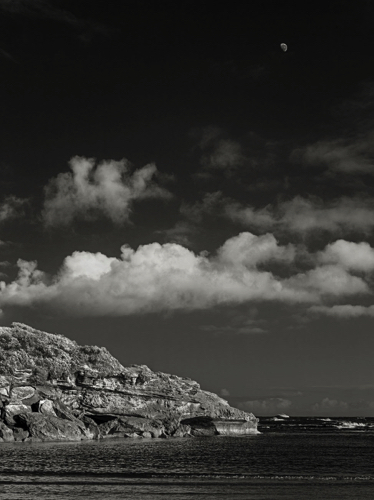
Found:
[0,322,258,442]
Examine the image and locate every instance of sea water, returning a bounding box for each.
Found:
[1,417,374,499]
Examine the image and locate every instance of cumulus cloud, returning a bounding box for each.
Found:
[0,232,317,316]
[42,156,172,227]
[1,232,373,317]
[285,265,369,297]
[318,240,374,272]
[216,232,295,267]
[238,398,292,414]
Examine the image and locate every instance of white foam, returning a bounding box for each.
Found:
[334,421,366,429]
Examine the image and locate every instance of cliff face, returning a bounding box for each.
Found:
[0,323,258,443]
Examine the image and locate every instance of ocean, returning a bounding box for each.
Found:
[1,416,374,499]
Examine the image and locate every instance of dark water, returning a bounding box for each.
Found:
[1,417,374,499]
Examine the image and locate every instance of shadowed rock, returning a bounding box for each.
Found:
[4,404,32,426]
[14,413,85,442]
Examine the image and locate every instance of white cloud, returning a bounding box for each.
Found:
[292,133,374,175]
[0,232,317,316]
[238,398,292,414]
[224,202,275,230]
[1,232,373,317]
[226,196,374,235]
[310,304,374,318]
[311,397,348,412]
[318,240,374,272]
[42,156,172,227]
[286,265,369,297]
[277,196,374,234]
[0,195,27,222]
[63,251,117,280]
[216,232,295,267]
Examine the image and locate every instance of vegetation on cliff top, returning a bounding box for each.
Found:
[0,322,124,381]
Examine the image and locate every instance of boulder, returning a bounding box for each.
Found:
[10,386,35,403]
[123,432,141,439]
[38,399,57,416]
[81,415,101,440]
[0,375,10,398]
[35,385,57,399]
[0,375,10,388]
[13,428,29,442]
[171,424,191,438]
[4,404,32,426]
[109,416,164,437]
[52,399,77,420]
[97,418,118,436]
[52,399,87,434]
[0,387,9,398]
[22,391,42,406]
[14,413,84,442]
[0,422,14,442]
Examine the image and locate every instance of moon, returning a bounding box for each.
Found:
[280,43,288,52]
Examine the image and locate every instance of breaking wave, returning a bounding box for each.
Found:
[258,416,374,433]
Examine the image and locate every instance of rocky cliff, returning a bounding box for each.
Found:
[0,322,258,443]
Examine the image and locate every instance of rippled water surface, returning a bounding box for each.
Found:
[2,417,374,499]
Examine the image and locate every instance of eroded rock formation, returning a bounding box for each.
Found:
[0,322,258,442]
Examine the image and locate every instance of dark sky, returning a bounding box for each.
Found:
[1,0,374,416]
